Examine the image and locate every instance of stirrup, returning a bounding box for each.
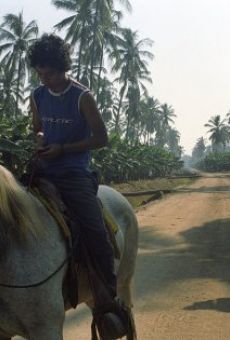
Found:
[98,311,127,339]
[91,299,130,340]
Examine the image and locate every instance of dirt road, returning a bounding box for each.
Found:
[15,175,230,339]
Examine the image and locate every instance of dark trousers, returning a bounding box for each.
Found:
[44,170,116,297]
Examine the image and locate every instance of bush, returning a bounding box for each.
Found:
[196,152,230,172]
[92,134,183,183]
[0,115,34,176]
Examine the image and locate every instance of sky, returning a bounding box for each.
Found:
[2,0,230,154]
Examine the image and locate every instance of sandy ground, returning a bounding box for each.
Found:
[15,175,230,339]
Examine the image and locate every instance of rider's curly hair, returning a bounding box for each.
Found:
[27,34,71,72]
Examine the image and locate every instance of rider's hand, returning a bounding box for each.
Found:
[35,132,45,148]
[37,144,63,160]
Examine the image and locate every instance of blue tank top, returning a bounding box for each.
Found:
[33,79,91,175]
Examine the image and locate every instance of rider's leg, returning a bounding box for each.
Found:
[51,171,117,298]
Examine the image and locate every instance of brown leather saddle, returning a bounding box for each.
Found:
[29,177,120,257]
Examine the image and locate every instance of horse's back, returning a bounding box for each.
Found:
[98,185,138,231]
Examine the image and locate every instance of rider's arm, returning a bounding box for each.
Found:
[62,91,108,153]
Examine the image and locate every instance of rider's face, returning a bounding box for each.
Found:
[35,66,65,89]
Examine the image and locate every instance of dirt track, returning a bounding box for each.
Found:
[15,175,230,339]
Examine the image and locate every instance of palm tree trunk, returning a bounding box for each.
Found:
[15,54,22,117]
[115,82,127,133]
[125,110,131,141]
[77,24,87,81]
[89,1,100,89]
[96,43,104,101]
[117,65,129,118]
[98,77,106,111]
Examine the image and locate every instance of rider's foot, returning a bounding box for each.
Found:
[100,311,127,339]
[93,297,130,339]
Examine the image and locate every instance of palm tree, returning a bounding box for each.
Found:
[0,62,21,116]
[153,103,176,149]
[166,127,181,156]
[87,0,131,89]
[95,10,123,99]
[192,137,206,161]
[24,69,40,109]
[139,96,160,144]
[110,96,126,135]
[205,115,229,152]
[53,0,92,81]
[111,28,153,137]
[0,12,38,115]
[160,103,176,127]
[53,0,131,89]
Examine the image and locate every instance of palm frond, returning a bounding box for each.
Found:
[52,0,77,11]
[53,15,76,31]
[0,28,16,42]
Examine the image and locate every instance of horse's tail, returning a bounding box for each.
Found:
[0,165,41,237]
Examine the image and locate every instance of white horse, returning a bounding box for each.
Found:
[0,165,138,340]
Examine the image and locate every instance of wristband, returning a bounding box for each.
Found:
[36,132,44,137]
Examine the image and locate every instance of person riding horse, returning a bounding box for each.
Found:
[27,33,127,338]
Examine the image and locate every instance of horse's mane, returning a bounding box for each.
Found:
[0,165,41,239]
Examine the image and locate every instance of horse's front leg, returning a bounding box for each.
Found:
[29,328,63,340]
[28,311,64,340]
[27,302,65,340]
[30,333,62,340]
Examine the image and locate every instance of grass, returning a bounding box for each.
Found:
[110,178,195,209]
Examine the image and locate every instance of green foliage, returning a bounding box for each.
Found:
[196,152,230,172]
[0,115,34,175]
[204,115,229,152]
[192,112,230,171]
[92,134,183,183]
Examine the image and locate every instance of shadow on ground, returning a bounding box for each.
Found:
[184,298,230,313]
[138,227,179,250]
[134,218,230,308]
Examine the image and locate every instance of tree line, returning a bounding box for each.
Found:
[0,0,183,182]
[190,112,230,172]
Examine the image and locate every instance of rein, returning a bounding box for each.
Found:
[0,252,71,289]
[0,233,81,289]
[26,152,40,191]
